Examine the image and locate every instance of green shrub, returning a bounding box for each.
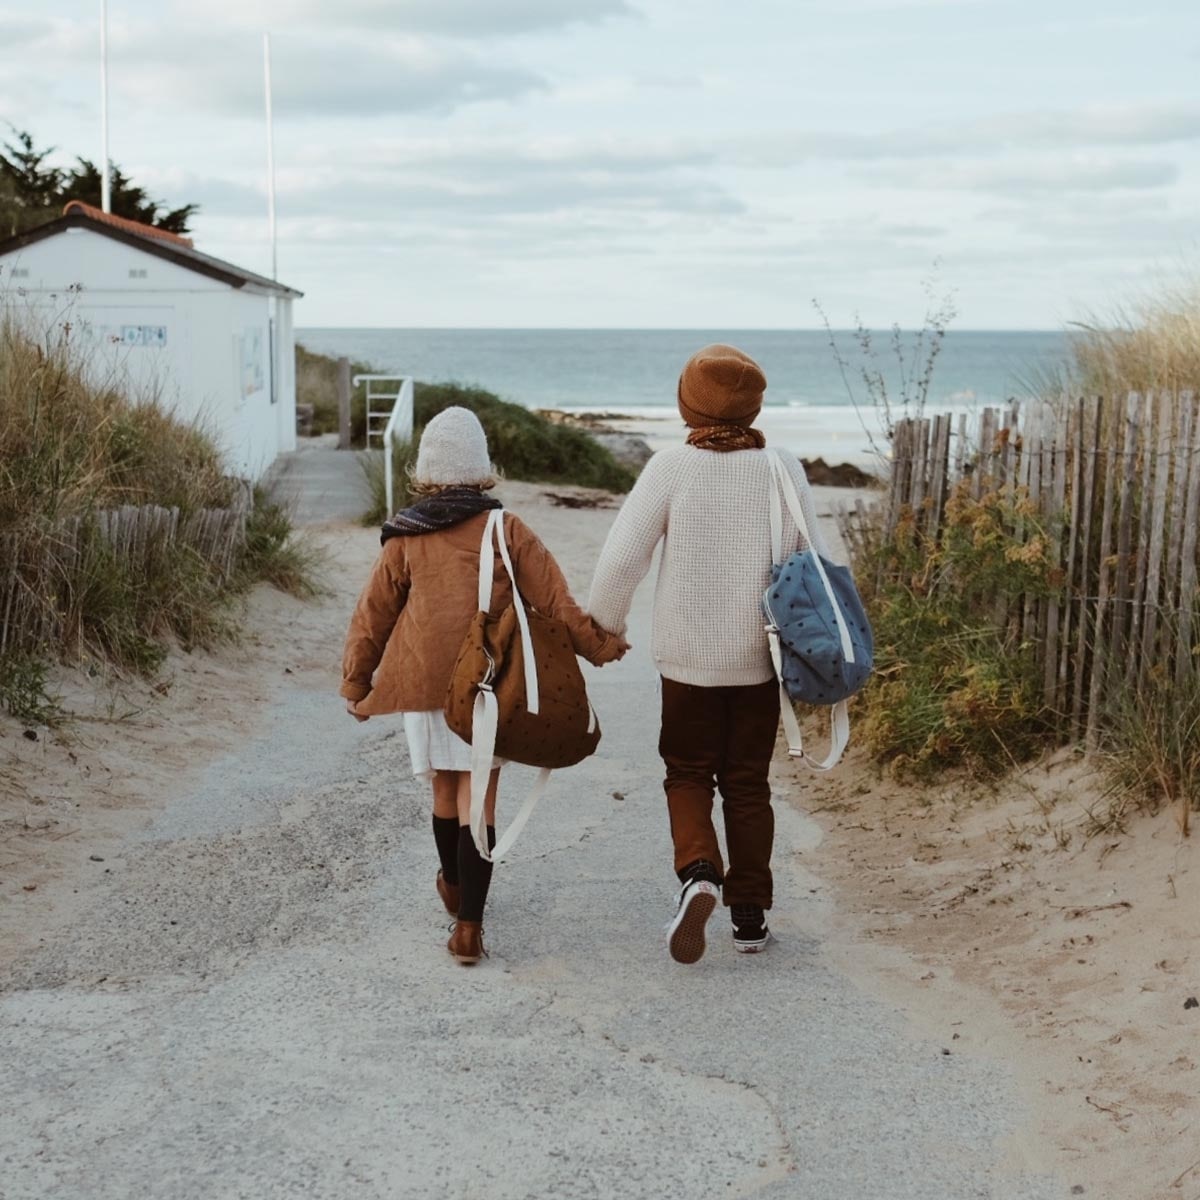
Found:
[855,483,1059,777]
[357,382,636,522]
[0,652,61,725]
[415,383,635,493]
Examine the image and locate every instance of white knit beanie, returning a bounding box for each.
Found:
[413,406,493,487]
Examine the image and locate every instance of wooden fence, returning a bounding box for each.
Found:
[0,498,249,656]
[835,392,1200,746]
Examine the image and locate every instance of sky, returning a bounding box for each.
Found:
[2,0,1198,329]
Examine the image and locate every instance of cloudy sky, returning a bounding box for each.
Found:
[3,0,1198,328]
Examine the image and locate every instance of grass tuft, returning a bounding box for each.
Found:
[0,652,61,725]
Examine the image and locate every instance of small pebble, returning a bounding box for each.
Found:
[612,791,625,801]
[23,729,37,742]
[89,854,105,863]
[1185,996,1198,1010]
[1071,1186,1085,1195]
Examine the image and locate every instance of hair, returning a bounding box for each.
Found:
[406,463,500,497]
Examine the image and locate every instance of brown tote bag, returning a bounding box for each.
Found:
[444,510,601,861]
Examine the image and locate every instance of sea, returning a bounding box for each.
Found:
[297,328,1068,467]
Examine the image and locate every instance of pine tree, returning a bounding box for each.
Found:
[61,159,198,234]
[0,130,65,236]
[0,127,199,239]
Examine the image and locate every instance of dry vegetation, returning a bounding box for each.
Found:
[844,280,1200,821]
[0,308,319,717]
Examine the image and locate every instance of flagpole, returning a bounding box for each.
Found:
[263,32,277,280]
[100,0,111,212]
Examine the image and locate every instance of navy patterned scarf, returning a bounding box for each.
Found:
[380,486,502,544]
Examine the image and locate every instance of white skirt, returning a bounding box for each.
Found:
[402,710,506,779]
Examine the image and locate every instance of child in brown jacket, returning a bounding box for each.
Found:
[341,407,625,965]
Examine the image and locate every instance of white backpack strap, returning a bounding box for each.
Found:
[768,451,784,566]
[767,621,849,771]
[763,451,852,772]
[765,450,855,665]
[469,510,551,862]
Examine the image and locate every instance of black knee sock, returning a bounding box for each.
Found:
[457,825,494,923]
[432,815,460,885]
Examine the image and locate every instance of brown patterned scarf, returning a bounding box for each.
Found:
[685,424,767,452]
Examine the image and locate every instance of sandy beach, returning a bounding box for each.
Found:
[563,404,889,470]
[2,464,1192,1197]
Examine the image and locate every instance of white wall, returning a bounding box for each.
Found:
[0,227,298,480]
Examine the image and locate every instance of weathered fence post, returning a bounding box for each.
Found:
[337,356,352,451]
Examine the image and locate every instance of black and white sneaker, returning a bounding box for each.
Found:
[667,878,720,964]
[731,904,771,954]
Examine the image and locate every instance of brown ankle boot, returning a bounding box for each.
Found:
[436,870,460,917]
[447,920,485,965]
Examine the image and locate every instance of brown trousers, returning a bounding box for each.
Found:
[659,677,780,909]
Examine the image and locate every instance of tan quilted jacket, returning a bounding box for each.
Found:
[340,511,621,714]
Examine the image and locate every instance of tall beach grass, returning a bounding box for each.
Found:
[0,307,318,716]
[845,279,1199,817]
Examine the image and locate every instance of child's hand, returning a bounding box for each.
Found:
[592,635,631,665]
[345,698,369,722]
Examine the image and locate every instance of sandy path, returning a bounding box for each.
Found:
[0,482,1060,1199]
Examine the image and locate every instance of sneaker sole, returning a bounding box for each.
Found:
[668,882,719,964]
[733,935,770,954]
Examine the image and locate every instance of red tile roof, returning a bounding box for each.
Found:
[62,200,195,249]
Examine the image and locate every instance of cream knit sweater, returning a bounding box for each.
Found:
[587,445,833,688]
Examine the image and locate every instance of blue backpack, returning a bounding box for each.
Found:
[763,450,874,770]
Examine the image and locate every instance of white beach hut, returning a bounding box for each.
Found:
[0,201,303,480]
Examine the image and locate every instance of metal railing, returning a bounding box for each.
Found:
[354,374,414,516]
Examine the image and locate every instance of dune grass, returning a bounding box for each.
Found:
[1067,279,1200,395]
[852,279,1200,816]
[0,309,319,717]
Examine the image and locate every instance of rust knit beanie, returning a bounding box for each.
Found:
[677,343,767,428]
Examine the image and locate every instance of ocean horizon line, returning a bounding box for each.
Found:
[298,325,1065,335]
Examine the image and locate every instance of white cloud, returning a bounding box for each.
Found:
[734,104,1200,167]
[129,32,542,118]
[178,0,635,37]
[870,157,1180,195]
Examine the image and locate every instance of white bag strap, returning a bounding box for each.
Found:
[477,510,539,715]
[763,450,852,772]
[764,450,854,663]
[768,453,784,566]
[767,625,851,772]
[468,510,551,863]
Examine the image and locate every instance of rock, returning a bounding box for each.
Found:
[1185,996,1198,1010]
[22,729,37,742]
[89,854,105,863]
[588,430,654,471]
[536,409,654,471]
[543,492,615,510]
[800,457,876,488]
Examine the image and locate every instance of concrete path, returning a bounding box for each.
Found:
[0,550,1060,1200]
[269,435,372,525]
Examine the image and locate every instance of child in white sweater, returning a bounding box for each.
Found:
[587,344,830,963]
